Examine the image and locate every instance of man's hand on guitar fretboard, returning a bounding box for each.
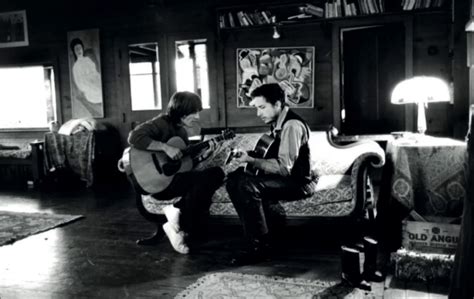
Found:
[195,139,217,164]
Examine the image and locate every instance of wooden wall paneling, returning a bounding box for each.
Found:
[404,17,415,133]
[215,29,228,128]
[113,37,130,146]
[470,67,474,108]
[331,21,340,131]
[412,13,452,136]
[453,0,471,138]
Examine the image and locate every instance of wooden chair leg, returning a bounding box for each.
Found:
[133,181,166,246]
[136,222,164,245]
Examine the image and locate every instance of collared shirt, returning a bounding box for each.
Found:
[271,106,308,176]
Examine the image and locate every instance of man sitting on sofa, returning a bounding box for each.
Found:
[226,83,318,265]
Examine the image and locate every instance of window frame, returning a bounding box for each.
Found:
[128,42,163,111]
[168,32,220,127]
[0,62,61,132]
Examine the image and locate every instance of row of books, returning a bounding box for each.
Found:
[287,0,384,19]
[401,0,446,10]
[218,10,275,28]
[218,0,447,29]
[321,0,384,18]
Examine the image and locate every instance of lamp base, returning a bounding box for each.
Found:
[417,102,427,134]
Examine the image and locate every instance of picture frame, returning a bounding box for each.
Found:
[0,10,29,48]
[67,29,104,118]
[236,47,315,108]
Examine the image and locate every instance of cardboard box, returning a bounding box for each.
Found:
[402,220,460,254]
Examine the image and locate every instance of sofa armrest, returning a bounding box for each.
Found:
[311,131,385,176]
[350,151,385,218]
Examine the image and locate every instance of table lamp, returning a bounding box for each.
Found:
[390,76,451,134]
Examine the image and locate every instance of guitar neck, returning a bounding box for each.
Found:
[182,135,226,157]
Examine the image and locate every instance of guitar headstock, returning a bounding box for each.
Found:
[220,129,236,141]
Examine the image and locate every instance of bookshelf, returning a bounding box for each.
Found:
[216,0,451,31]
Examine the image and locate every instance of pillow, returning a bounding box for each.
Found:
[58,118,108,135]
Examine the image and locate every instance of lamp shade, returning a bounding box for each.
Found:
[391,76,451,105]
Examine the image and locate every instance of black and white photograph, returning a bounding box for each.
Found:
[0,1,473,298]
[0,10,28,48]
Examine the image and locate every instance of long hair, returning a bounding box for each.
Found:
[250,83,286,106]
[166,91,202,124]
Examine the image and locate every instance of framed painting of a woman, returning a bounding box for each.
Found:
[67,29,104,118]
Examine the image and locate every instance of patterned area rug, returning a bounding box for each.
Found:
[0,210,83,246]
[176,272,376,299]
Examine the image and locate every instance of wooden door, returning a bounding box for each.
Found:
[341,24,406,135]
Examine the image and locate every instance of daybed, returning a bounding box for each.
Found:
[0,139,44,187]
[128,128,386,244]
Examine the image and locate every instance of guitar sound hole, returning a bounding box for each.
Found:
[162,160,182,176]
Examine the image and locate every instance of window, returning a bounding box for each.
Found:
[129,42,162,111]
[175,39,210,108]
[0,65,56,129]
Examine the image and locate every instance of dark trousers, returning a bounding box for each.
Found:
[226,167,308,240]
[155,166,225,236]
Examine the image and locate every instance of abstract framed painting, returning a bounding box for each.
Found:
[0,10,29,48]
[236,47,315,108]
[67,29,104,118]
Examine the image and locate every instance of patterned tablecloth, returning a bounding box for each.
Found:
[387,135,467,217]
[43,132,95,187]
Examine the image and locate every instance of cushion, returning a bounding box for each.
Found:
[0,139,33,159]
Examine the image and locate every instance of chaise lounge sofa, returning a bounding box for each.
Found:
[130,127,386,244]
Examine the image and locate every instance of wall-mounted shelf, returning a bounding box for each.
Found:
[216,1,451,32]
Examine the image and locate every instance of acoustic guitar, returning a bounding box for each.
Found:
[227,133,278,176]
[130,130,235,194]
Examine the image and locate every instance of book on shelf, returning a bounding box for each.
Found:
[261,10,272,23]
[358,0,368,14]
[243,12,254,25]
[298,5,324,18]
[306,3,324,17]
[236,11,249,26]
[219,15,225,28]
[343,0,358,16]
[366,0,376,14]
[227,12,236,27]
[288,13,313,20]
[378,0,384,12]
[402,0,445,10]
[336,0,343,17]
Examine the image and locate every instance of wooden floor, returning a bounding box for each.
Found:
[0,183,449,298]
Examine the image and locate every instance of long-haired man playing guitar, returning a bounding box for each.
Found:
[226,83,318,265]
[128,91,225,254]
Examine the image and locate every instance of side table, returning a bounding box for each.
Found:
[376,134,467,252]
